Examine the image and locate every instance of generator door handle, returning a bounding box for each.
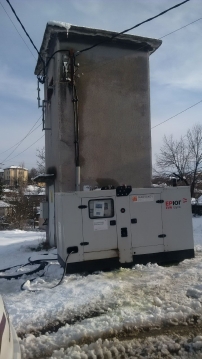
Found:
[110,220,116,226]
[131,218,137,224]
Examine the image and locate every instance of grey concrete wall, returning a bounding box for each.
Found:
[77,47,151,189]
[45,37,153,192]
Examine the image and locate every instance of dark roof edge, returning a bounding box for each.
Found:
[35,22,162,75]
[33,173,54,183]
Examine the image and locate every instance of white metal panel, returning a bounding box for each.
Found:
[40,202,48,218]
[161,187,194,251]
[129,192,164,249]
[82,196,118,255]
[116,196,133,263]
[55,193,84,263]
[133,244,165,255]
[84,249,118,261]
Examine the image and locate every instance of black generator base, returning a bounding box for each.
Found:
[58,248,195,274]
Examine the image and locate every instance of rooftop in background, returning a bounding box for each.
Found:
[35,21,162,75]
[4,166,28,171]
[24,185,45,196]
[0,200,11,208]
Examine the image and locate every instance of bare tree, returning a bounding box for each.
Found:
[156,124,202,197]
[0,179,3,200]
[28,167,38,182]
[187,124,202,197]
[6,183,32,229]
[36,147,45,174]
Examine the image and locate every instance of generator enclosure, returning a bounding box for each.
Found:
[55,186,194,272]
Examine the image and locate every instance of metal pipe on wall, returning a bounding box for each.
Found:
[70,51,80,191]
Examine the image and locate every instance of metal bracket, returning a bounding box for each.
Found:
[42,100,51,130]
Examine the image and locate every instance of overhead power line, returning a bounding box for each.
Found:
[37,0,192,80]
[1,123,42,163]
[3,135,45,164]
[159,17,202,39]
[5,0,44,66]
[78,0,190,54]
[79,15,202,75]
[0,116,42,157]
[151,100,202,129]
[0,1,36,60]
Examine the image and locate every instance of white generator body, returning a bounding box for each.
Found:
[55,186,194,272]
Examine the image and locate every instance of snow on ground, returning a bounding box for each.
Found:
[0,218,202,358]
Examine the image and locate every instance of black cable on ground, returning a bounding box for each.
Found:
[0,263,25,273]
[0,262,48,280]
[0,253,73,290]
[0,257,57,280]
[21,252,72,291]
[51,252,72,289]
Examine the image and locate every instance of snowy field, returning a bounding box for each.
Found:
[1,218,202,358]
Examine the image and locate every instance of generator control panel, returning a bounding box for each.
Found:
[89,198,114,218]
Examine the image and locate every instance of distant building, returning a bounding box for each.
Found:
[4,166,28,187]
[0,200,12,217]
[0,169,4,181]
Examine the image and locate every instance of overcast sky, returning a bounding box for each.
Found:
[0,0,201,171]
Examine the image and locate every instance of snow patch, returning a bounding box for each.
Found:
[48,21,71,35]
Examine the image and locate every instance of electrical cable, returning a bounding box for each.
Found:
[151,99,202,129]
[0,261,48,280]
[46,49,70,72]
[37,49,70,80]
[78,16,202,75]
[0,255,58,280]
[0,1,36,60]
[0,115,42,156]
[36,1,193,79]
[77,0,190,54]
[5,0,44,68]
[2,134,45,164]
[159,16,202,40]
[1,122,42,163]
[21,252,73,291]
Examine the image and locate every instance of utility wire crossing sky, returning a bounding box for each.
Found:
[0,0,201,169]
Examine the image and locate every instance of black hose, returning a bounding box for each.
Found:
[0,262,48,280]
[21,252,72,291]
[0,257,57,280]
[50,252,72,289]
[0,252,73,290]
